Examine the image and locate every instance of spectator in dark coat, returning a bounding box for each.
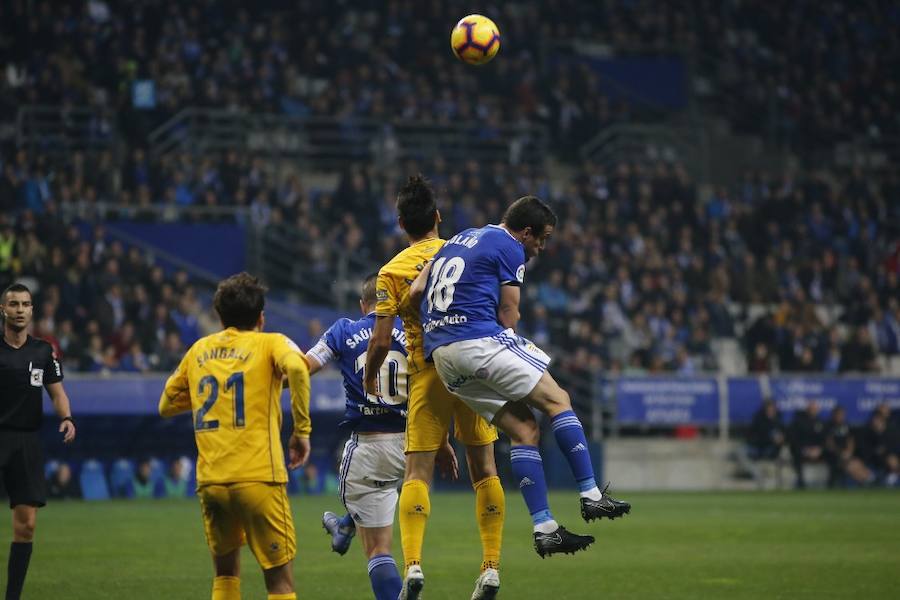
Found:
[788,402,825,489]
[823,407,872,487]
[747,399,786,460]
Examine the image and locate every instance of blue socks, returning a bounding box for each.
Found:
[551,410,601,498]
[339,513,354,530]
[510,445,556,531]
[367,554,401,600]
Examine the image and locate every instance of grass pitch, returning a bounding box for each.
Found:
[5,490,899,599]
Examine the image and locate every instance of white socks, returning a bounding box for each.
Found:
[580,486,603,501]
[534,519,559,534]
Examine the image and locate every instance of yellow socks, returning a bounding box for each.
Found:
[473,476,505,572]
[267,594,297,599]
[212,576,240,600]
[399,479,431,570]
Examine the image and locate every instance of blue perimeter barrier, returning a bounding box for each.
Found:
[44,374,346,415]
[612,376,900,426]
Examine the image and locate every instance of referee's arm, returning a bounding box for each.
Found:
[46,382,76,444]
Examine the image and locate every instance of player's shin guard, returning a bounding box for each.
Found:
[509,446,556,531]
[398,479,430,570]
[551,410,600,498]
[211,575,240,600]
[367,554,402,600]
[6,541,32,600]
[473,476,504,572]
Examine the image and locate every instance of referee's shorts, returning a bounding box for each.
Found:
[0,430,47,508]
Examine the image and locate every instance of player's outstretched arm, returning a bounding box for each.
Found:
[498,284,521,330]
[46,382,76,444]
[363,315,393,396]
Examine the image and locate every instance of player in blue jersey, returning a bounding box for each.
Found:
[418,196,631,558]
[305,274,457,600]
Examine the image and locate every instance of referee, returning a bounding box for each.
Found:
[0,283,75,600]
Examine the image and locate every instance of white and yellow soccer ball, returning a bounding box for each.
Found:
[450,14,500,65]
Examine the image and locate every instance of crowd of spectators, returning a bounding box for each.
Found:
[746,400,900,488]
[0,200,220,374]
[1,141,898,377]
[3,1,897,157]
[1,1,899,378]
[0,0,642,155]
[693,0,900,150]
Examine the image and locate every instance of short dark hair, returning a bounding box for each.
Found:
[502,196,557,234]
[213,272,266,330]
[2,283,31,303]
[397,174,438,238]
[361,272,378,306]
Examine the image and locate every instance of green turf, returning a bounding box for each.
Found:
[3,490,899,599]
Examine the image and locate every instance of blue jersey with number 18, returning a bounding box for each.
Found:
[421,224,526,359]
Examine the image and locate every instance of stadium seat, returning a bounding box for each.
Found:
[109,458,136,498]
[80,460,110,501]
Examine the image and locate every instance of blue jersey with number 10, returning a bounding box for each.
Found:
[422,224,526,358]
[308,313,408,433]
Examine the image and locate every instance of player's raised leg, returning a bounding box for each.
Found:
[322,511,356,555]
[521,371,631,522]
[493,401,595,557]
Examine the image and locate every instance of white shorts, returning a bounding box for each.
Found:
[339,432,406,528]
[431,328,552,422]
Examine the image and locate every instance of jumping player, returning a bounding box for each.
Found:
[419,196,631,558]
[364,175,504,600]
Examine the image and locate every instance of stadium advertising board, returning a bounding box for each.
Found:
[615,378,719,425]
[45,375,347,415]
[768,378,900,422]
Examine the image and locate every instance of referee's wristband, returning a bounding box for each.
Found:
[60,416,75,425]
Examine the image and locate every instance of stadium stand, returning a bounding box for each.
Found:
[0,0,898,495]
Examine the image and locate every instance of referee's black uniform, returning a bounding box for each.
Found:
[0,335,63,508]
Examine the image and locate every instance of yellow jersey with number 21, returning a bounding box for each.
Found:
[159,328,310,486]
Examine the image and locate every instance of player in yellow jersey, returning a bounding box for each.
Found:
[364,175,505,600]
[159,273,311,600]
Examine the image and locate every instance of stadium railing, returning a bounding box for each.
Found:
[579,122,709,181]
[147,108,548,166]
[16,105,118,153]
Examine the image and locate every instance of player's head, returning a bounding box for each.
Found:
[502,195,557,258]
[1,283,33,332]
[397,174,440,241]
[213,272,266,331]
[359,272,379,315]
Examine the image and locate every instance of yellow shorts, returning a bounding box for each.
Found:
[197,482,296,570]
[405,365,497,452]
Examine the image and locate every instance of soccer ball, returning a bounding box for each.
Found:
[450,14,500,65]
